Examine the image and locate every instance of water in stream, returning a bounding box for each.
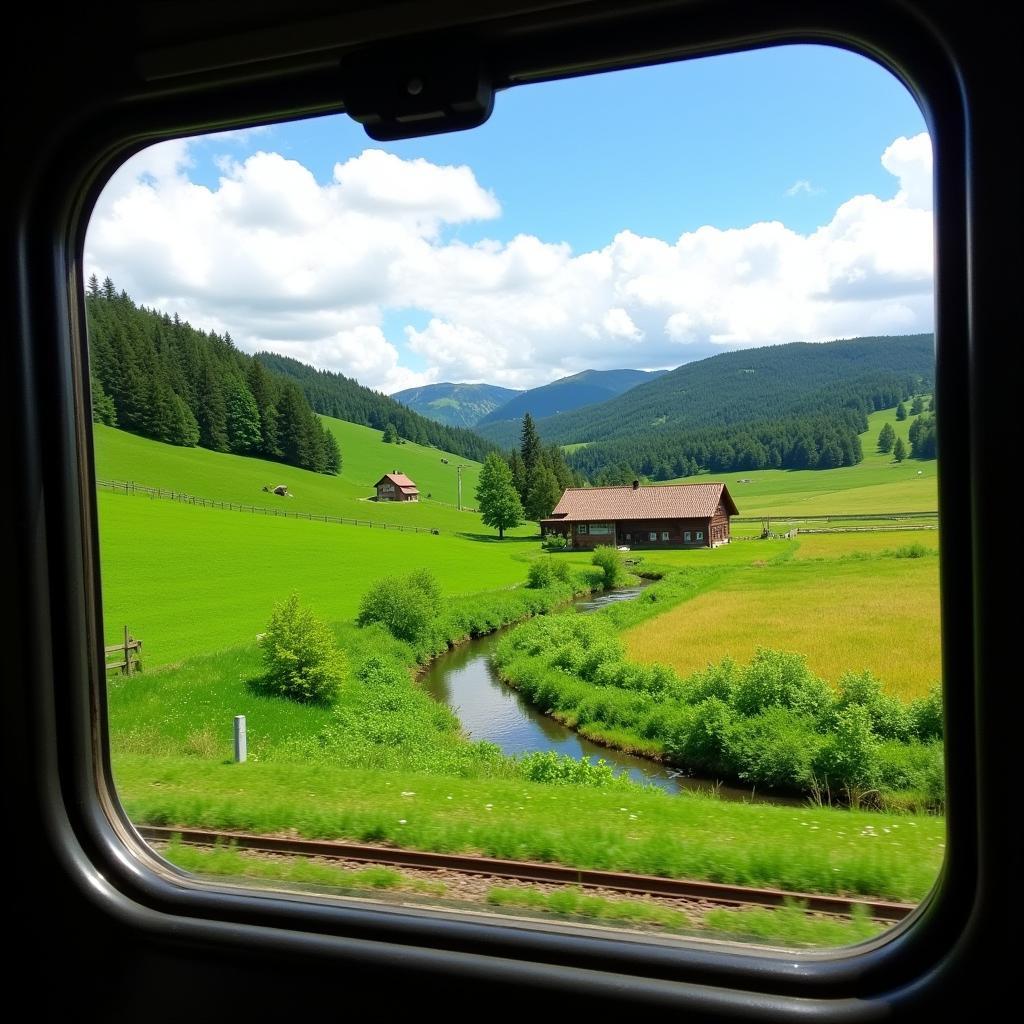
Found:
[422,587,794,803]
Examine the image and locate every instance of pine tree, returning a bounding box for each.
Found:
[90,372,117,425]
[226,380,262,454]
[910,395,925,415]
[87,274,100,298]
[877,422,896,453]
[382,422,399,444]
[475,453,525,539]
[893,437,907,462]
[895,401,908,421]
[508,449,527,502]
[519,412,542,475]
[322,426,342,474]
[525,464,562,521]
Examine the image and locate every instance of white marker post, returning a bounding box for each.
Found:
[234,715,247,763]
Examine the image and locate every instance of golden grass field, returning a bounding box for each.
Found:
[626,535,940,700]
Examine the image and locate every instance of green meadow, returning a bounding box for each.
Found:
[99,495,535,667]
[668,405,938,518]
[96,400,945,915]
[94,417,530,532]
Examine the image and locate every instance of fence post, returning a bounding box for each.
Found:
[234,715,247,763]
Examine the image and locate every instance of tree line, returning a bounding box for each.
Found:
[87,278,340,473]
[485,334,936,452]
[565,408,868,482]
[255,352,499,464]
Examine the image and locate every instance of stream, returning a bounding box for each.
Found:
[422,586,796,803]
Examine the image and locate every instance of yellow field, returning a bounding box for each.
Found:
[624,551,940,700]
[791,531,939,560]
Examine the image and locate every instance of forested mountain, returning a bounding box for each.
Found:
[86,279,340,474]
[256,353,499,463]
[392,382,522,428]
[507,335,933,479]
[477,368,667,441]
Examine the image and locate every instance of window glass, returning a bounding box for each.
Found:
[86,43,941,953]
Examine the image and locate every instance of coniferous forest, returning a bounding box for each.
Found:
[255,353,499,464]
[86,278,340,474]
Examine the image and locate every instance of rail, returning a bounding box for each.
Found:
[139,825,914,923]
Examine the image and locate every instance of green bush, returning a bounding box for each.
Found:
[813,704,880,791]
[256,593,346,705]
[731,648,833,721]
[591,545,624,589]
[519,750,627,787]
[909,684,943,741]
[725,707,822,789]
[541,533,568,551]
[357,569,441,643]
[527,557,573,589]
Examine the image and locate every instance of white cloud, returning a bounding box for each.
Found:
[86,132,934,392]
[785,179,822,197]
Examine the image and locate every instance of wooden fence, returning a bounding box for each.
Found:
[97,478,441,535]
[106,625,142,674]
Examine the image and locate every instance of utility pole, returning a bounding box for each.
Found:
[457,465,464,510]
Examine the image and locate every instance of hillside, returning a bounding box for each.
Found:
[541,335,934,478]
[477,368,667,442]
[256,352,498,463]
[93,416,534,534]
[393,382,522,427]
[86,281,339,474]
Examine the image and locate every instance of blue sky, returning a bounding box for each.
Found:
[88,43,933,392]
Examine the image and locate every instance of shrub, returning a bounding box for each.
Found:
[591,545,624,589]
[835,670,913,741]
[909,684,944,741]
[892,543,933,558]
[813,704,880,791]
[527,557,573,589]
[725,707,822,789]
[519,750,627,787]
[541,533,568,551]
[256,593,346,704]
[665,698,735,775]
[731,648,833,721]
[357,569,442,643]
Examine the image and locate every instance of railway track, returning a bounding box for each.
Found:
[138,825,915,922]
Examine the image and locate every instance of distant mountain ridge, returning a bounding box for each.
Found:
[536,335,935,446]
[393,382,522,428]
[254,353,499,464]
[476,368,668,444]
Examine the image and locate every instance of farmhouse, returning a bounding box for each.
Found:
[374,472,420,502]
[541,481,738,549]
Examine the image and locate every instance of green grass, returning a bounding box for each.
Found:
[94,418,535,534]
[702,901,881,947]
[99,494,536,667]
[162,836,433,892]
[487,886,883,947]
[624,552,940,699]
[666,403,937,517]
[115,756,943,902]
[486,885,691,930]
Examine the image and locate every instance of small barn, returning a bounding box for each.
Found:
[541,480,738,549]
[374,472,420,502]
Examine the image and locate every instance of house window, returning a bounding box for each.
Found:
[577,524,588,534]
[696,531,704,541]
[649,532,657,542]
[684,531,692,542]
[661,531,670,541]
[589,523,613,535]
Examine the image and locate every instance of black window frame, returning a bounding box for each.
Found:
[6,0,1011,1015]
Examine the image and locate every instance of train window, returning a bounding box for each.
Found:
[82,41,944,961]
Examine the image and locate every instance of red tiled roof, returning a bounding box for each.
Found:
[542,482,737,523]
[376,473,418,489]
